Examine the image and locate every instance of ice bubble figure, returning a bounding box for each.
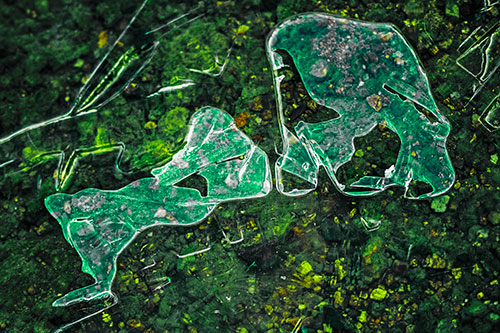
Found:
[45,107,271,307]
[266,13,455,198]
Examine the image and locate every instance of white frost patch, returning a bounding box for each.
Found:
[384,165,395,178]
[224,174,239,189]
[310,59,329,78]
[154,207,167,218]
[172,155,190,169]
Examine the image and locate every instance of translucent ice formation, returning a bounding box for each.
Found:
[267,13,455,198]
[45,107,271,307]
[457,21,500,131]
[0,0,234,192]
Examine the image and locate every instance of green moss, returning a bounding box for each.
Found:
[431,195,450,213]
[466,299,488,317]
[370,286,387,300]
[158,106,188,138]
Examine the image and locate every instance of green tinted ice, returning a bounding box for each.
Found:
[267,13,455,198]
[45,107,271,307]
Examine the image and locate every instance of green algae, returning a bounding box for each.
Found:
[267,13,455,198]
